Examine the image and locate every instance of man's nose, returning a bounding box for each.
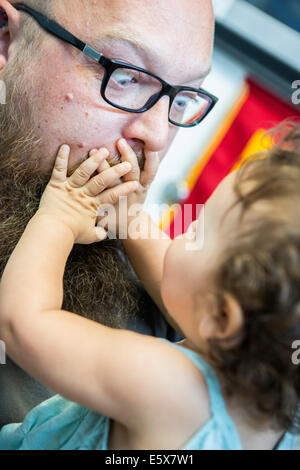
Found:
[122,96,170,153]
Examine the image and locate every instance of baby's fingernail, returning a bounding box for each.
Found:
[61,144,69,151]
[101,148,109,156]
[122,162,131,169]
[89,148,98,156]
[119,139,128,147]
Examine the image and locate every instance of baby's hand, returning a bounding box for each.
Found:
[117,139,159,203]
[96,139,160,235]
[37,145,139,244]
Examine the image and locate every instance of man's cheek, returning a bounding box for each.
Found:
[159,127,179,161]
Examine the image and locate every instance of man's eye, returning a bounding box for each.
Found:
[110,70,139,88]
[174,93,196,109]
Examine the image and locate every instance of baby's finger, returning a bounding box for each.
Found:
[96,160,122,188]
[97,160,110,173]
[96,180,140,207]
[68,148,109,188]
[95,226,108,242]
[83,161,132,197]
[117,139,140,182]
[51,145,70,182]
[140,150,160,188]
[89,149,110,173]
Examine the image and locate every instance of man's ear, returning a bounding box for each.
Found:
[0,0,21,71]
[198,292,243,344]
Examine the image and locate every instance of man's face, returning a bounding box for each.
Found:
[25,0,214,171]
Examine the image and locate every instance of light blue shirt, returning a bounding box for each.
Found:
[0,339,297,450]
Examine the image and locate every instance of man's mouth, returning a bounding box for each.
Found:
[89,152,145,180]
[107,154,122,167]
[108,151,146,171]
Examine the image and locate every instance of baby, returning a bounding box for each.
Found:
[0,124,299,450]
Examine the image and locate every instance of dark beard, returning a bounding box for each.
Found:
[0,68,156,331]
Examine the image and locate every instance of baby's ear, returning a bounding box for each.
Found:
[218,292,243,341]
[0,1,21,72]
[198,292,243,345]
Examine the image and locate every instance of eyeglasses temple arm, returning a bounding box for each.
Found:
[14,3,86,52]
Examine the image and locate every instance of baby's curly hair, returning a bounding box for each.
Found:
[209,122,300,433]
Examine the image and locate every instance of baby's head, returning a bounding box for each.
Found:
[161,122,300,431]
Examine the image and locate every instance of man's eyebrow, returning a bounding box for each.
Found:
[88,32,212,84]
[88,31,155,61]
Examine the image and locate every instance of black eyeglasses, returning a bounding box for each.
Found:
[13,3,218,128]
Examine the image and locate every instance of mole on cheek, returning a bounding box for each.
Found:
[65,93,74,102]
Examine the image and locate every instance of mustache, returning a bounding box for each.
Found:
[68,146,146,179]
[107,148,145,169]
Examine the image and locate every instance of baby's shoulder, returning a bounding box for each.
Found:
[136,338,211,448]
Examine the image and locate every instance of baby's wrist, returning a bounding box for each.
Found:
[33,209,76,242]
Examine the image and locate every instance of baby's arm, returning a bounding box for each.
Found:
[122,213,181,332]
[0,212,74,330]
[113,141,182,333]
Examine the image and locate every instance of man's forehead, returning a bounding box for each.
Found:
[66,0,214,84]
[73,0,213,26]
